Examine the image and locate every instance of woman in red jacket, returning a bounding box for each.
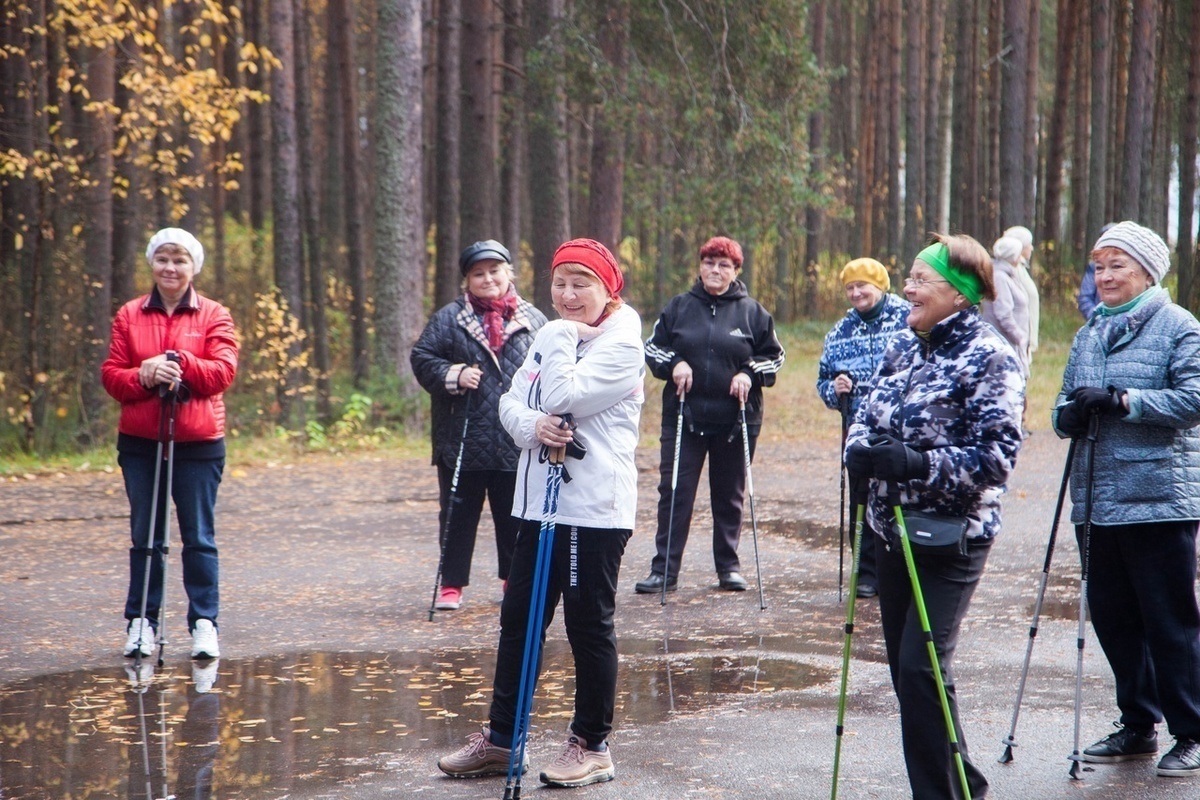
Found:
[101,228,238,662]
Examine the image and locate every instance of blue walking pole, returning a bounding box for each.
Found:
[503,443,566,800]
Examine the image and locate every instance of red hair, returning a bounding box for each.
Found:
[699,236,743,268]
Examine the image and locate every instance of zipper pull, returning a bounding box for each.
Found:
[711,303,716,317]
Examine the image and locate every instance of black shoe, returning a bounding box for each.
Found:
[634,572,677,594]
[1082,724,1158,763]
[717,571,748,591]
[855,583,878,599]
[1158,737,1200,776]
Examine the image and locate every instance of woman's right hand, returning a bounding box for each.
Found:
[535,414,576,447]
[138,354,182,389]
[457,365,483,391]
[672,361,693,398]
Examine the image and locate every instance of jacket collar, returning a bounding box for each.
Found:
[689,277,748,303]
[143,284,199,314]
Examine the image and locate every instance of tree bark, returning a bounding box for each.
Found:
[801,0,826,317]
[246,0,271,286]
[587,0,629,253]
[460,0,498,242]
[527,0,569,314]
[1041,0,1074,248]
[500,0,526,258]
[1178,0,1200,308]
[1086,0,1112,250]
[950,0,980,238]
[373,0,426,393]
[902,0,926,263]
[435,0,462,307]
[1118,0,1159,221]
[924,0,946,235]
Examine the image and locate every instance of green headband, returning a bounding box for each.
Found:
[915,242,983,305]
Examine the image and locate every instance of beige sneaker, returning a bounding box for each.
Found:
[539,734,614,787]
[438,728,527,778]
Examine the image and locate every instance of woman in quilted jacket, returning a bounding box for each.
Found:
[1052,221,1200,777]
[101,228,239,663]
[845,233,1025,799]
[411,240,547,611]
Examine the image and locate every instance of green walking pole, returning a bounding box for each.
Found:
[831,479,868,799]
[890,486,974,800]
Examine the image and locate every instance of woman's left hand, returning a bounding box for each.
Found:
[729,373,752,403]
[535,414,576,447]
[138,354,182,389]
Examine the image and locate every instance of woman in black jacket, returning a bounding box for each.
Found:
[411,240,547,610]
[635,236,785,594]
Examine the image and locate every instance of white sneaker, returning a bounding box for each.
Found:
[123,617,155,658]
[190,619,220,659]
[125,661,155,693]
[192,658,219,694]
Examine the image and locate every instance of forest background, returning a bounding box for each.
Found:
[1,0,1199,462]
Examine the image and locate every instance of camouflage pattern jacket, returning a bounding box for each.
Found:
[846,307,1026,542]
[1054,287,1200,525]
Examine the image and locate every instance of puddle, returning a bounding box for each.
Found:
[0,643,833,799]
[758,516,840,549]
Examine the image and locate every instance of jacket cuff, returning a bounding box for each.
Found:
[1124,388,1144,422]
[444,364,466,395]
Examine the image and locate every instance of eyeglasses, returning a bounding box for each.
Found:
[904,277,951,288]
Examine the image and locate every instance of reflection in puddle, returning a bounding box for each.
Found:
[0,644,832,798]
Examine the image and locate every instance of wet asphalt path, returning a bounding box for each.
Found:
[1,430,1197,798]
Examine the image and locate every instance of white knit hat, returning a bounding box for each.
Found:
[1093,220,1171,284]
[1003,225,1033,249]
[992,236,1022,264]
[145,228,204,274]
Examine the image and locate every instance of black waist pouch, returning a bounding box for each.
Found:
[899,511,968,557]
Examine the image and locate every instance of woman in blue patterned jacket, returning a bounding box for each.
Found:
[846,233,1025,800]
[1052,221,1200,778]
[817,257,910,597]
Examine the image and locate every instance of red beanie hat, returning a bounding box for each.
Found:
[551,238,624,296]
[699,236,743,268]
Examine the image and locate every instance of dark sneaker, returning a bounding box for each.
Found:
[1081,724,1158,763]
[856,583,878,599]
[717,571,748,591]
[438,728,527,778]
[539,734,614,787]
[1158,737,1200,777]
[634,572,676,594]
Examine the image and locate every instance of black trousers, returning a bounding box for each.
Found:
[877,536,991,800]
[489,519,630,747]
[650,425,755,579]
[436,464,519,586]
[1077,520,1200,738]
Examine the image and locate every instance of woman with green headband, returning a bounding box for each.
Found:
[844,233,1026,799]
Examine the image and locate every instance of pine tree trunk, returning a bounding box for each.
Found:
[460,0,497,243]
[924,0,946,235]
[950,0,980,237]
[902,0,926,264]
[1119,0,1159,221]
[374,0,426,391]
[1178,0,1200,308]
[1041,0,1075,248]
[1086,0,1112,250]
[435,0,462,307]
[802,0,826,309]
[587,1,629,253]
[500,0,526,258]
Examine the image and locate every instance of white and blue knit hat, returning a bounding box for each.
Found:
[146,228,205,274]
[1093,220,1170,284]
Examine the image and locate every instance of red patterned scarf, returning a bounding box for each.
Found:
[467,287,519,354]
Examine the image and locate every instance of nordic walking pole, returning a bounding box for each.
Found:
[739,400,766,611]
[1069,412,1101,780]
[831,479,868,799]
[662,390,685,606]
[890,486,973,800]
[429,387,474,621]
[154,382,181,667]
[134,390,170,667]
[504,429,570,800]
[999,437,1077,763]
[837,388,851,602]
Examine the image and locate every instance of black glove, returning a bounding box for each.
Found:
[868,434,928,482]
[1056,401,1087,439]
[1068,385,1129,418]
[845,442,874,479]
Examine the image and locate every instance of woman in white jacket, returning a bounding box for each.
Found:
[439,238,644,789]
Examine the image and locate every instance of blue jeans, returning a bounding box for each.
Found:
[120,452,224,631]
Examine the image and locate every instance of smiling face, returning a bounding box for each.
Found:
[464,259,512,301]
[845,280,884,314]
[698,256,739,296]
[903,260,963,332]
[1093,248,1153,307]
[150,245,195,300]
[551,265,611,325]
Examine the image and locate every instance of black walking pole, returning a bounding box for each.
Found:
[999,437,1076,763]
[1069,412,1101,780]
[153,381,182,667]
[429,388,474,621]
[739,400,766,610]
[890,485,974,800]
[662,391,685,605]
[837,389,851,602]
[831,478,868,799]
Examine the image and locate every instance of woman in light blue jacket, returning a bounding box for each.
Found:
[1052,221,1200,778]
